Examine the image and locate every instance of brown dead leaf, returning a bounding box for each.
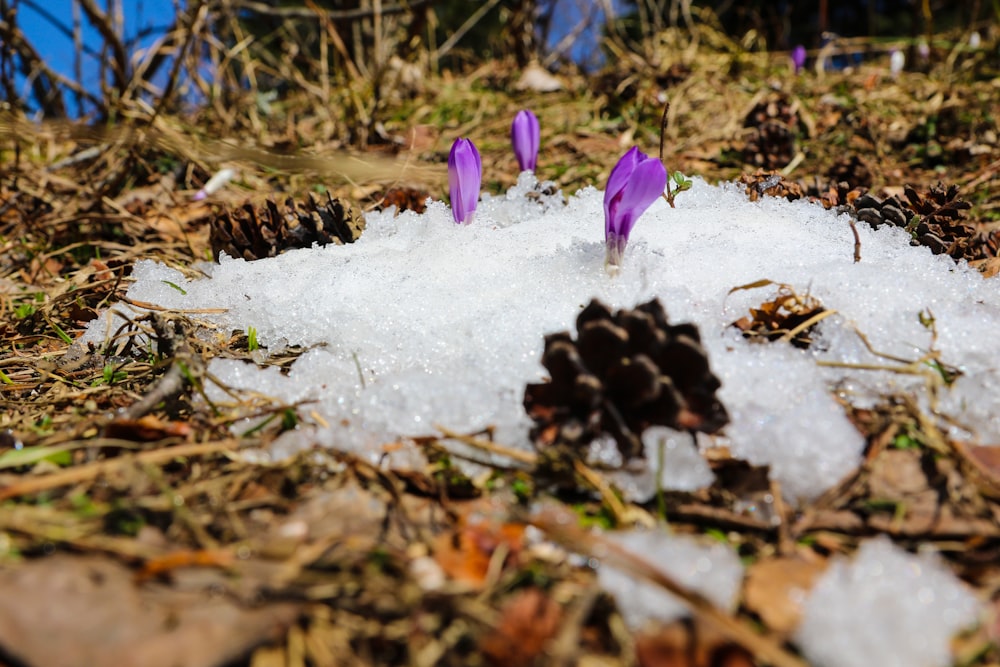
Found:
[743,556,828,634]
[405,124,439,152]
[103,414,193,442]
[0,555,300,667]
[635,621,757,667]
[728,281,830,349]
[136,548,236,582]
[953,440,1000,500]
[970,256,1000,279]
[868,448,933,499]
[479,587,563,666]
[433,498,525,587]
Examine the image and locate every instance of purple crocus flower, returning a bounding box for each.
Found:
[792,45,807,73]
[917,39,930,61]
[603,146,667,268]
[511,109,540,172]
[448,137,482,224]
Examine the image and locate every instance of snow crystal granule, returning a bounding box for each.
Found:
[596,528,743,629]
[795,536,979,667]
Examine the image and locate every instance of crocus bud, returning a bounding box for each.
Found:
[917,39,930,61]
[791,45,807,74]
[603,146,667,268]
[969,31,981,49]
[448,138,482,224]
[511,109,540,172]
[193,167,236,201]
[889,49,905,78]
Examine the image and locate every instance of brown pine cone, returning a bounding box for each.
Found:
[851,192,911,229]
[210,192,363,261]
[826,155,873,190]
[851,183,982,260]
[742,94,800,169]
[736,170,806,202]
[375,187,429,214]
[524,299,728,462]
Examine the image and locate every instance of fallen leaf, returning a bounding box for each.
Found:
[0,555,300,667]
[743,556,827,634]
[955,441,1000,499]
[479,588,562,665]
[137,549,236,582]
[433,498,525,587]
[103,415,192,442]
[636,621,757,667]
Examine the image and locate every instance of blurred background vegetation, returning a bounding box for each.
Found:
[1,0,995,124]
[0,0,996,217]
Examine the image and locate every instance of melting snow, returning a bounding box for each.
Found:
[595,527,744,629]
[796,536,980,667]
[85,173,1000,502]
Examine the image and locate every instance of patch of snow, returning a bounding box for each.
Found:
[596,528,744,629]
[796,536,980,667]
[605,427,716,502]
[81,175,1000,501]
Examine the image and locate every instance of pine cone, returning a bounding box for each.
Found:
[210,192,363,261]
[826,155,873,190]
[903,183,971,223]
[743,94,800,169]
[375,187,429,214]
[851,183,982,259]
[737,172,866,212]
[524,299,728,462]
[802,179,865,210]
[736,170,806,202]
[851,192,911,229]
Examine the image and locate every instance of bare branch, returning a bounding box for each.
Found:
[76,0,130,94]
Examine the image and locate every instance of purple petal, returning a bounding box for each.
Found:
[603,146,641,231]
[613,157,667,238]
[792,45,807,73]
[604,154,666,266]
[448,138,482,224]
[511,110,540,172]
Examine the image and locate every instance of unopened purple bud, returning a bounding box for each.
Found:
[448,137,482,224]
[511,110,540,172]
[193,167,236,201]
[603,146,667,268]
[792,45,807,73]
[917,39,930,61]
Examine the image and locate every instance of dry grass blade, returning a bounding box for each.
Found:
[0,441,238,501]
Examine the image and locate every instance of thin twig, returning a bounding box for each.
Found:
[434,425,537,465]
[659,101,675,206]
[121,314,206,421]
[848,217,862,263]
